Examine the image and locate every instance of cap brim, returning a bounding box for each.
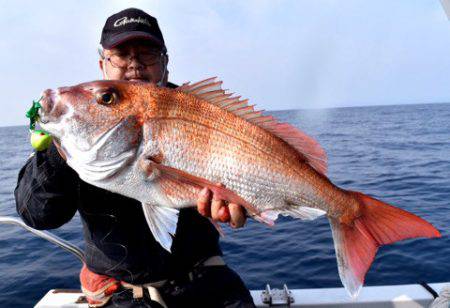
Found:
[102,31,164,49]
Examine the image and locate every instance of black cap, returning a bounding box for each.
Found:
[100,8,165,50]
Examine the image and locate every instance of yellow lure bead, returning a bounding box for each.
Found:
[30,130,53,151]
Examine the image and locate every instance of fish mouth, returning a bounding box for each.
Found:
[40,89,55,113]
[37,88,70,131]
[38,109,49,124]
[38,105,61,129]
[37,88,57,125]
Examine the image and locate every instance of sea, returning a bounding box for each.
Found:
[0,103,449,307]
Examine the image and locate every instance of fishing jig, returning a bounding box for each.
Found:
[25,97,53,151]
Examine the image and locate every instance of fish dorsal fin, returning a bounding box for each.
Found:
[177,77,327,175]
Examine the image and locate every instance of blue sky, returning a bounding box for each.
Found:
[1,0,449,126]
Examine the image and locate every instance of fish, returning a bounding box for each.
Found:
[37,77,441,297]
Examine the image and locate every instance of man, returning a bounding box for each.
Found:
[15,8,255,308]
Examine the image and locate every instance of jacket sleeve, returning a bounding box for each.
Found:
[14,143,79,230]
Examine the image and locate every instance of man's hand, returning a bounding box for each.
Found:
[197,185,247,228]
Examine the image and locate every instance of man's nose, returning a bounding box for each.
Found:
[127,55,145,70]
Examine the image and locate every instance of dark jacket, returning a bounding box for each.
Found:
[14,82,222,284]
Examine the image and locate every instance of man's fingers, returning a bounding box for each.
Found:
[212,183,231,222]
[229,203,246,228]
[198,184,243,226]
[197,188,211,217]
[211,197,226,221]
[218,205,230,223]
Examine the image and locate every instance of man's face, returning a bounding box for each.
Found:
[99,39,168,84]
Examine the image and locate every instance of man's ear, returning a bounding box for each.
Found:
[99,59,107,79]
[99,59,104,73]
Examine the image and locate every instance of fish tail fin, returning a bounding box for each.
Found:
[329,191,440,298]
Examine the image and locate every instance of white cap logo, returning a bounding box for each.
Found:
[114,16,152,27]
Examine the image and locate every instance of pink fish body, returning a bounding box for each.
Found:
[38,78,440,297]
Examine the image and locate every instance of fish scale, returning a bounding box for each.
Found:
[154,99,302,169]
[153,118,304,211]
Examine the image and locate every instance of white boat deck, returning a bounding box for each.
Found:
[35,282,449,307]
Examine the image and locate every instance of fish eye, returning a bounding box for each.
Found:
[96,90,118,105]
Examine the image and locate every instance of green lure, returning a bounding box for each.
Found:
[26,97,53,151]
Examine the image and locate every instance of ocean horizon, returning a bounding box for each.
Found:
[4,101,449,129]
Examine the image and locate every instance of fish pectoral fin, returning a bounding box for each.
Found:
[139,155,163,181]
[142,203,179,252]
[142,161,262,218]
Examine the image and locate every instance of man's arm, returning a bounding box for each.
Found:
[14,143,79,230]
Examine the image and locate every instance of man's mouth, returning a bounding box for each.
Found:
[126,77,149,82]
[128,78,148,82]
